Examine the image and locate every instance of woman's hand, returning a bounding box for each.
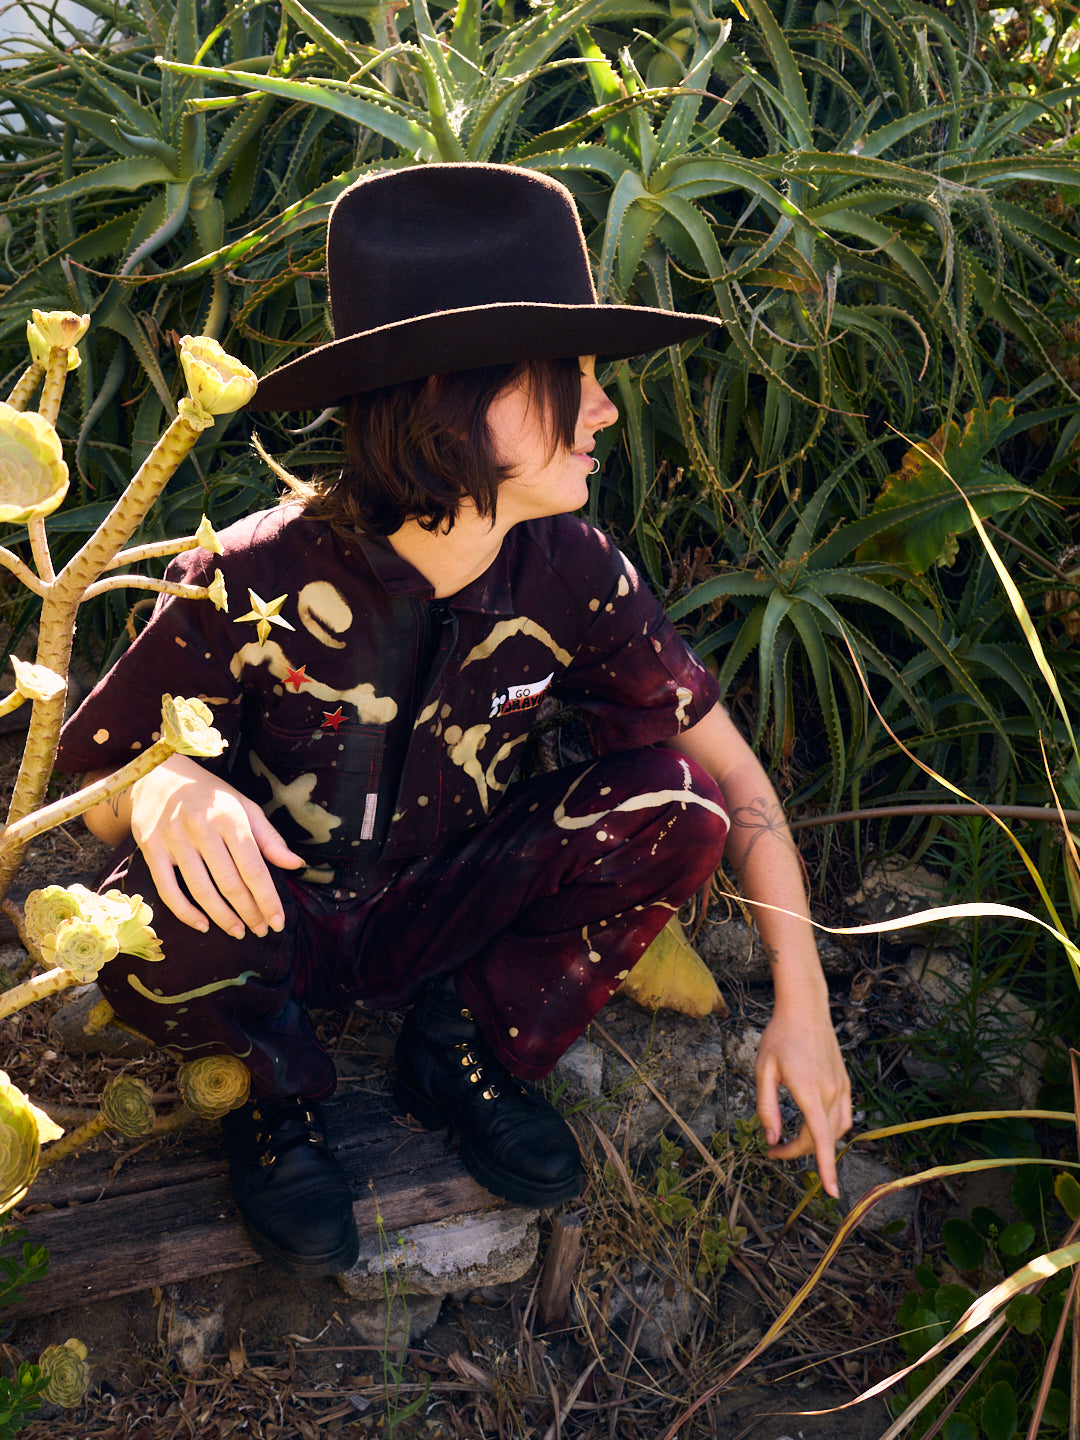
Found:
[755,986,852,1198]
[127,755,305,937]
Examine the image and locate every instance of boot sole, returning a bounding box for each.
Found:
[239,1215,361,1278]
[394,1079,582,1209]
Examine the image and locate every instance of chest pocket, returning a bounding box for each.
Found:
[242,715,385,859]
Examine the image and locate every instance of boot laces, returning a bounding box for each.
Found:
[250,1097,325,1168]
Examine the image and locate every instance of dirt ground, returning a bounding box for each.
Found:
[0,750,1025,1440]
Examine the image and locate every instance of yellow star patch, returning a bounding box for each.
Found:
[235,589,296,646]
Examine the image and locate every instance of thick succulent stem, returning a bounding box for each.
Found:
[0,966,74,1021]
[0,547,45,594]
[37,346,70,428]
[0,413,209,908]
[104,533,205,570]
[5,363,44,412]
[58,411,209,600]
[38,1114,107,1167]
[0,737,174,867]
[82,576,216,604]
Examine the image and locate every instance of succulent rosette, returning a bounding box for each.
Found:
[0,1070,62,1210]
[29,309,90,351]
[177,1055,251,1119]
[99,1076,156,1138]
[23,883,96,950]
[0,403,69,524]
[160,694,226,758]
[97,890,163,964]
[10,656,65,704]
[26,319,81,372]
[179,336,257,416]
[38,1338,89,1408]
[42,917,120,982]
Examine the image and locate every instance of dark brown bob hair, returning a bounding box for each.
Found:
[284,356,581,536]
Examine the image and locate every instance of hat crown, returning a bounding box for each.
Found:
[327,165,599,337]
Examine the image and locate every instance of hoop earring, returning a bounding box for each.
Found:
[588,458,600,474]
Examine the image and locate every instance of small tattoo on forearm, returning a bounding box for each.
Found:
[730,796,796,860]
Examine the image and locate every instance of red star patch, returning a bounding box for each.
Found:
[320,707,346,730]
[284,666,308,692]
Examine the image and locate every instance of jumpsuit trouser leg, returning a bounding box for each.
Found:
[95,747,728,1097]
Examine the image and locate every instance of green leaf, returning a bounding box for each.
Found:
[996,1221,1035,1257]
[852,401,1022,573]
[978,1378,1018,1440]
[941,1217,984,1272]
[1003,1293,1041,1335]
[1053,1171,1080,1221]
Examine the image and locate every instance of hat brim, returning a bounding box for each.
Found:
[248,302,715,411]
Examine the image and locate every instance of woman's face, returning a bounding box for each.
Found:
[486,356,618,524]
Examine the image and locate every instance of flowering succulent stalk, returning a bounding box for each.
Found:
[37,1339,89,1408]
[31,310,88,428]
[0,322,246,909]
[5,362,44,413]
[0,696,226,879]
[39,1075,155,1168]
[177,1055,251,1119]
[0,964,87,1021]
[0,1070,63,1210]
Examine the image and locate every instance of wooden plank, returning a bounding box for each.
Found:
[7,1085,502,1319]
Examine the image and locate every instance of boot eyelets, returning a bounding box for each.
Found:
[482,1086,500,1101]
[459,1052,476,1066]
[259,1152,276,1168]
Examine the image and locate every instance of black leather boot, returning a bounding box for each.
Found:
[394,978,582,1207]
[220,1095,359,1276]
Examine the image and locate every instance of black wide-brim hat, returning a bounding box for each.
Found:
[249,163,715,411]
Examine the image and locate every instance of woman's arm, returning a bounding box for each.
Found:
[82,756,304,939]
[664,704,852,1197]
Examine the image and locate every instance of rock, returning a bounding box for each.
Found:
[845,859,960,946]
[837,1152,915,1236]
[717,1024,763,1133]
[697,915,853,982]
[163,1293,225,1373]
[589,997,725,1148]
[551,1035,603,1104]
[49,983,154,1059]
[336,1207,540,1303]
[596,1262,697,1359]
[901,948,1047,1106]
[348,1293,444,1350]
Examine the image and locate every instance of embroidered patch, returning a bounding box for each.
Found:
[488,672,554,719]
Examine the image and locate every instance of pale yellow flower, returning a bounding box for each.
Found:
[29,309,90,351]
[0,403,69,524]
[26,319,81,371]
[10,656,65,703]
[160,694,227,758]
[0,1070,61,1211]
[177,1055,251,1119]
[98,890,163,964]
[38,1338,89,1408]
[179,336,257,416]
[43,916,119,982]
[206,568,229,614]
[235,589,294,646]
[195,515,223,554]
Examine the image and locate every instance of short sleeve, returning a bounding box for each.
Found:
[555,529,719,752]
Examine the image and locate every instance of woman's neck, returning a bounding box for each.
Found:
[387,506,512,598]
